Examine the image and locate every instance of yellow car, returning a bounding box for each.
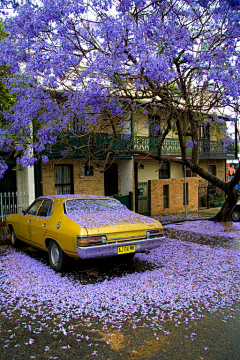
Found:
[6,195,164,271]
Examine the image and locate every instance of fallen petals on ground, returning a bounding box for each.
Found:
[1,220,240,340]
[165,220,240,238]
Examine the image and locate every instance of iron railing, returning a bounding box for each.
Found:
[46,134,236,160]
[0,192,28,222]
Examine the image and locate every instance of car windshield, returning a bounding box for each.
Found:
[65,198,124,213]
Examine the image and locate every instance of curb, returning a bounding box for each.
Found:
[162,215,213,226]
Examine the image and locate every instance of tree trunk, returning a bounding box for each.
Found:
[211,191,239,222]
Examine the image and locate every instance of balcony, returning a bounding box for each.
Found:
[132,137,236,159]
[197,140,236,159]
[46,134,236,160]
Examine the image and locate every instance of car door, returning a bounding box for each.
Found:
[30,199,53,248]
[17,200,43,242]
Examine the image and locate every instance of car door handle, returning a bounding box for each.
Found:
[42,223,46,227]
[28,220,31,223]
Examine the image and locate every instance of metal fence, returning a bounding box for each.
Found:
[0,192,28,222]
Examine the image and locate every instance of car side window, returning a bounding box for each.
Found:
[26,200,42,216]
[38,200,52,217]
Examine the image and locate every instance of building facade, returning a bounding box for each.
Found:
[1,107,237,217]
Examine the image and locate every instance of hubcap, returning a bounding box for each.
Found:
[232,211,240,221]
[51,244,60,266]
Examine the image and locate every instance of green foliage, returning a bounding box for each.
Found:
[110,73,124,86]
[0,22,15,117]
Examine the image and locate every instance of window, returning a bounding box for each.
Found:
[186,167,193,177]
[71,115,87,133]
[163,185,169,209]
[183,183,189,205]
[85,165,94,176]
[209,165,216,176]
[65,198,123,213]
[199,124,210,140]
[38,200,53,217]
[159,162,170,179]
[55,165,74,195]
[149,114,161,136]
[27,200,42,215]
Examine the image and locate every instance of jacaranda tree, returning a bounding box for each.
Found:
[0,0,240,221]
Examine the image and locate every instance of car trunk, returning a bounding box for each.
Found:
[86,221,161,243]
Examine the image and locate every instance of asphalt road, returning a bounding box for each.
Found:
[1,304,240,360]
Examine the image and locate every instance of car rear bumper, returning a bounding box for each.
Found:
[76,237,164,259]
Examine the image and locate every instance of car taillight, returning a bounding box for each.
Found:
[146,229,164,239]
[77,235,107,247]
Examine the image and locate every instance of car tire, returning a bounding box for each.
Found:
[231,210,240,222]
[11,229,20,248]
[48,240,69,271]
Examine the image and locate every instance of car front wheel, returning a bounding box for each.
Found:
[231,210,240,222]
[11,229,20,248]
[48,240,68,271]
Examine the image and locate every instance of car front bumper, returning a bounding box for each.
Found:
[76,237,164,259]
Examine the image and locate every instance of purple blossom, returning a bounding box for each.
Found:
[187,139,197,149]
[41,155,49,164]
[0,161,8,178]
[0,0,238,176]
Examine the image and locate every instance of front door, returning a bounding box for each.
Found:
[0,160,16,193]
[104,163,118,196]
[136,181,149,215]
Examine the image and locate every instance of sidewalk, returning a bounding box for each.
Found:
[153,206,221,225]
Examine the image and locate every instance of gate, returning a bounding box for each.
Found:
[136,181,150,215]
[198,185,217,208]
[111,192,133,210]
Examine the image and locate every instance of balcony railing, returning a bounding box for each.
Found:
[197,140,235,159]
[132,137,236,159]
[47,134,236,160]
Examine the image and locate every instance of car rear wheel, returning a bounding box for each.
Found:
[48,240,68,271]
[11,229,20,248]
[231,210,240,222]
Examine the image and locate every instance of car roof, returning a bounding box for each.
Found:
[37,194,112,202]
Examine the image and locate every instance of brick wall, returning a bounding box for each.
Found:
[150,177,199,215]
[198,159,226,187]
[42,159,104,195]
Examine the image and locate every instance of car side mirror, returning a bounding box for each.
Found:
[22,209,26,215]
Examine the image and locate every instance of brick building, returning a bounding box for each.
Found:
[1,105,236,216]
[31,107,236,216]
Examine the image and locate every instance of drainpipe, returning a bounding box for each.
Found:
[184,165,187,217]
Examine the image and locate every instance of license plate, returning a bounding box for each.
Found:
[118,245,135,254]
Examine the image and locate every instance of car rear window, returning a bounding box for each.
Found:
[65,199,124,213]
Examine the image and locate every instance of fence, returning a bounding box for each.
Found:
[0,192,29,223]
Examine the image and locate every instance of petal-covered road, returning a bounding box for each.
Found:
[1,220,240,359]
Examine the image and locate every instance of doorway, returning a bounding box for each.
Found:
[0,160,16,193]
[104,163,118,196]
